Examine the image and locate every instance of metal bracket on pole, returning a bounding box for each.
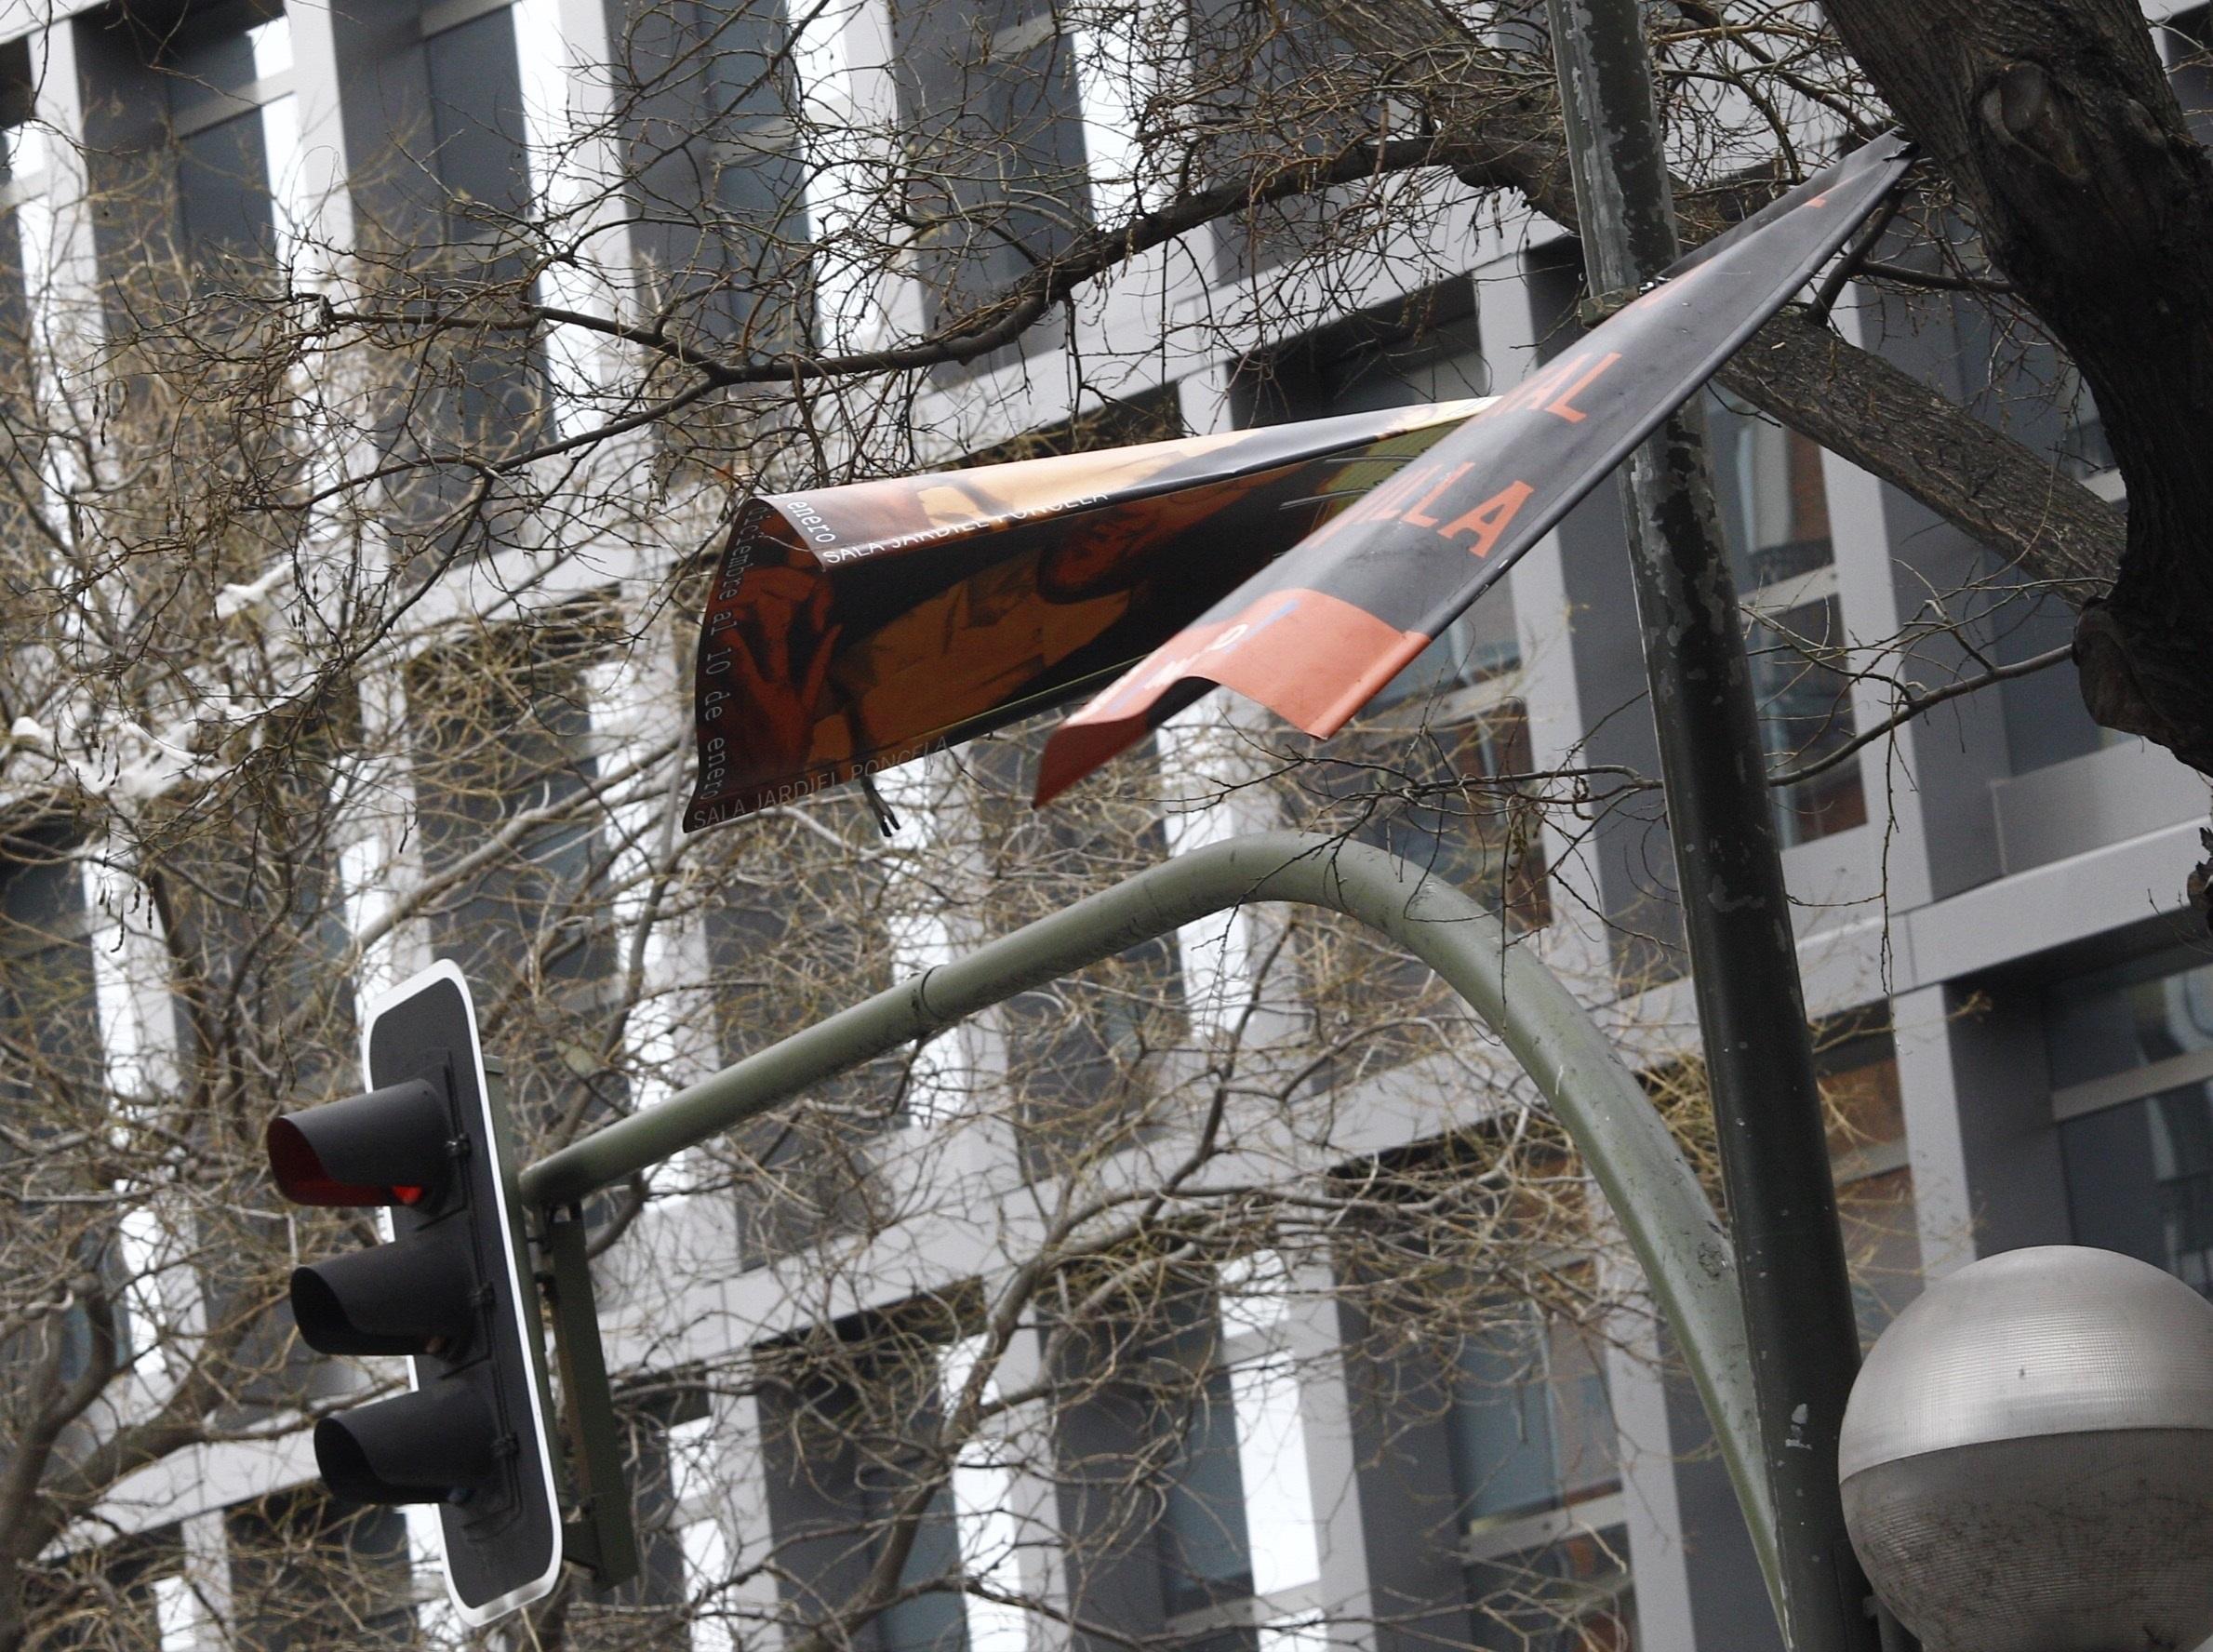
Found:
[538,1203,639,1592]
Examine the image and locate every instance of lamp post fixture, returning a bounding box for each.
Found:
[1839,1245,2213,1652]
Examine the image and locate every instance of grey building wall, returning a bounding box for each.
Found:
[3,4,2209,1652]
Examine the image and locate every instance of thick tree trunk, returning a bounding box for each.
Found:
[1821,0,2213,770]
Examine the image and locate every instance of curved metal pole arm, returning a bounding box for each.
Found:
[520,831,1776,1592]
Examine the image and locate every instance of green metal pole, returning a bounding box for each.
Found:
[539,1204,640,1591]
[521,831,1778,1594]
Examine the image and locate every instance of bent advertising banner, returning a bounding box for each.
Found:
[686,132,1913,828]
[684,400,1492,828]
[1033,131,1913,804]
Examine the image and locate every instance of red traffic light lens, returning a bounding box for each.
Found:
[265,1079,452,1208]
[268,1114,430,1207]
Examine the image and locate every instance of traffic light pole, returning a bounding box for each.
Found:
[1539,7,1890,1647]
[539,1203,641,1590]
[520,829,1782,1598]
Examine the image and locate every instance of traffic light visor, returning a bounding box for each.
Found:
[314,1382,498,1505]
[267,1078,451,1206]
[290,1237,476,1359]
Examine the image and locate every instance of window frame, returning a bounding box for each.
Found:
[2044,946,2213,1125]
[2053,1044,2213,1126]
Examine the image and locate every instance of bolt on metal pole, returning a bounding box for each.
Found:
[1539,4,1884,1648]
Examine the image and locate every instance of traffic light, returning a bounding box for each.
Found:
[269,961,561,1625]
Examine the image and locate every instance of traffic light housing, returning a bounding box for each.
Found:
[270,962,561,1625]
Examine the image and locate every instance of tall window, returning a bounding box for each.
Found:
[1636,1024,1919,1353]
[1328,1128,1637,1652]
[0,826,121,1390]
[75,5,310,571]
[1286,693,1546,1089]
[1305,698,1544,911]
[2166,5,2213,147]
[0,826,103,1111]
[420,2,545,450]
[613,0,813,348]
[1233,282,1540,1083]
[149,698,359,1409]
[0,106,89,663]
[697,793,898,1266]
[160,2,300,273]
[1989,556,2112,776]
[1054,1260,1323,1652]
[887,0,1091,358]
[1448,1304,1617,1531]
[155,697,357,1093]
[759,1306,1017,1652]
[1820,1022,1920,1342]
[412,2,530,243]
[408,622,615,994]
[0,50,53,526]
[323,0,549,538]
[406,615,620,1152]
[1188,0,1374,283]
[1157,1364,1256,1636]
[1452,1299,1633,1652]
[73,1,299,285]
[2049,948,2213,1295]
[1706,392,1867,847]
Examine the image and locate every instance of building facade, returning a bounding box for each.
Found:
[0,2,2207,1650]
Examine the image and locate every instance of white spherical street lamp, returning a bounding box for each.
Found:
[1838,1245,2213,1652]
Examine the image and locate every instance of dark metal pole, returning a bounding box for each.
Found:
[1538,6,1883,1649]
[540,1205,640,1591]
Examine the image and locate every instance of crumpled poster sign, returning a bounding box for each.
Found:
[684,400,1490,828]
